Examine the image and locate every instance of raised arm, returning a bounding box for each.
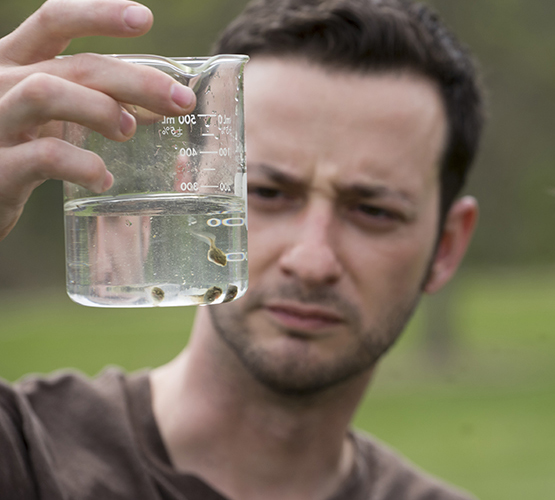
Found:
[0,0,196,240]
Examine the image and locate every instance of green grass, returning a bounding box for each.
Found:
[1,266,555,499]
[0,291,197,378]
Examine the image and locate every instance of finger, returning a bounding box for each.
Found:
[0,73,138,144]
[10,54,196,118]
[0,137,112,240]
[0,137,112,201]
[0,0,153,65]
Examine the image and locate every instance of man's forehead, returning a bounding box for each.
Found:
[245,58,446,198]
[245,57,447,143]
[245,56,444,102]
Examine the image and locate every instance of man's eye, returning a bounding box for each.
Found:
[357,204,396,219]
[348,203,405,230]
[248,185,297,212]
[249,186,283,199]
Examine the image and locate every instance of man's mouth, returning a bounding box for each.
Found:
[264,301,344,332]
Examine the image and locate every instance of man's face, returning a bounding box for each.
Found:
[209,58,448,395]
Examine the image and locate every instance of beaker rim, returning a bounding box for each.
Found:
[55,53,249,75]
[111,53,249,74]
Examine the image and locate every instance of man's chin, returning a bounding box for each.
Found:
[206,286,411,397]
[235,345,373,398]
[210,309,373,397]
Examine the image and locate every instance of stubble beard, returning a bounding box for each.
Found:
[208,282,422,397]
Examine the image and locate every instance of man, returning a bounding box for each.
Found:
[0,0,484,499]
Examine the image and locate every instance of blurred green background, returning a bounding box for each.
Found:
[1,1,555,499]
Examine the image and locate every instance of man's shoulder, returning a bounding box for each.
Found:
[0,368,153,499]
[0,378,39,499]
[350,430,477,500]
[6,367,141,436]
[4,368,126,417]
[13,366,127,396]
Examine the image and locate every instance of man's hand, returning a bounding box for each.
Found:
[0,0,196,240]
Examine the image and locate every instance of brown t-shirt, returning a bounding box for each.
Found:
[0,368,476,500]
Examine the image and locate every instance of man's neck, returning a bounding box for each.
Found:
[150,308,372,500]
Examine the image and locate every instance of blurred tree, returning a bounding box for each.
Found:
[423,0,555,364]
[430,0,555,266]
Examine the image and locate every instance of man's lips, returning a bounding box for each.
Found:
[263,301,344,331]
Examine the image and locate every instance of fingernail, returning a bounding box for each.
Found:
[171,83,195,110]
[123,5,152,30]
[120,109,136,137]
[91,170,113,194]
[101,171,114,192]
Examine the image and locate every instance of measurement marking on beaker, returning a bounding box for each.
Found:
[200,151,219,154]
[201,185,219,189]
[198,114,217,117]
[226,252,247,262]
[222,218,244,226]
[202,168,216,171]
[202,133,215,137]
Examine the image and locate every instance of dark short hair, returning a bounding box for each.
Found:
[214,0,485,223]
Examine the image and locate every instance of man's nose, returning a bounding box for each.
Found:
[278,202,343,286]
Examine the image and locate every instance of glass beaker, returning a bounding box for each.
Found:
[63,54,249,308]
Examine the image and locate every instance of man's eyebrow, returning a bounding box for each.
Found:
[337,183,416,205]
[255,163,306,188]
[252,163,416,205]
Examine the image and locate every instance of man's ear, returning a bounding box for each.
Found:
[423,196,478,294]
